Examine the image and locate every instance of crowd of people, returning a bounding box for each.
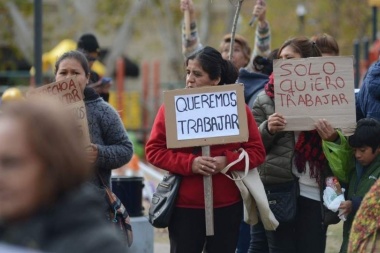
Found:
[1,0,380,253]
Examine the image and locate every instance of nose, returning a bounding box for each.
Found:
[186,75,194,88]
[354,150,361,159]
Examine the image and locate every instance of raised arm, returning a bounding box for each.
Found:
[246,0,271,72]
[180,0,203,58]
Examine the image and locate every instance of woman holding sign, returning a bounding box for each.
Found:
[145,46,266,253]
[249,37,336,253]
[54,51,133,214]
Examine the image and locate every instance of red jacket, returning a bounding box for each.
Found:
[145,104,266,208]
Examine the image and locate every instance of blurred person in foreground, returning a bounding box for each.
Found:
[348,178,380,253]
[0,99,126,253]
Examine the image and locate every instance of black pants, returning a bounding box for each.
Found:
[168,201,243,253]
[249,196,327,253]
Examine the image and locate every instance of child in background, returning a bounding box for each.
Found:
[337,118,380,253]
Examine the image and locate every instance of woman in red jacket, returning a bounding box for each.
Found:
[145,46,266,253]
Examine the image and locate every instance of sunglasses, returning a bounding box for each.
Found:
[86,55,98,62]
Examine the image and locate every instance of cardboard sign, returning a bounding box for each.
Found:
[164,84,248,148]
[28,77,91,145]
[273,56,356,133]
[65,100,91,146]
[28,76,83,104]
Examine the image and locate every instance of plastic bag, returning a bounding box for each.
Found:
[322,130,355,183]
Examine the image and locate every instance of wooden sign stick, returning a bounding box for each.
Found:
[202,145,214,236]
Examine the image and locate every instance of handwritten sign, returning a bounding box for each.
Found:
[164,84,248,148]
[28,77,91,145]
[28,76,83,104]
[274,56,356,133]
[65,101,91,145]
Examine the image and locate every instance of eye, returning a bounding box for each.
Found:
[0,156,23,170]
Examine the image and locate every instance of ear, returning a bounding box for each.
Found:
[86,73,90,84]
[212,77,221,86]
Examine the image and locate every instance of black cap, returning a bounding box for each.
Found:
[77,33,100,53]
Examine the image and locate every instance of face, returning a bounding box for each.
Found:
[220,42,248,70]
[354,146,380,166]
[86,52,98,68]
[186,59,220,88]
[0,118,46,222]
[279,46,302,60]
[55,58,89,91]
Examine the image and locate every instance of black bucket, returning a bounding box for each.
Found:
[111,176,144,217]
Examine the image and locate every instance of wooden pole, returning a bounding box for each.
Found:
[202,145,214,236]
[142,62,150,145]
[116,57,125,119]
[228,0,244,61]
[153,60,160,115]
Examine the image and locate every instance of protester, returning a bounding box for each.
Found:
[180,0,271,71]
[311,33,340,56]
[348,178,380,253]
[54,50,133,204]
[249,37,336,253]
[0,99,127,253]
[88,76,112,102]
[145,46,266,253]
[356,60,380,121]
[77,33,101,83]
[319,118,380,253]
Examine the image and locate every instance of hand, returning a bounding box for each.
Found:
[192,156,216,176]
[252,0,267,23]
[338,200,352,217]
[180,0,194,14]
[315,119,338,142]
[267,113,286,134]
[86,143,98,164]
[211,156,227,175]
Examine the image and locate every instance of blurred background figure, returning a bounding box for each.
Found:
[77,33,101,84]
[88,76,112,103]
[0,87,24,105]
[0,99,127,253]
[311,33,340,56]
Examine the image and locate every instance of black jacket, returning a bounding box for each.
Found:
[0,184,126,253]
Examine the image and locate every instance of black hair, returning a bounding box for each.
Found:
[77,33,100,53]
[349,118,380,153]
[252,48,279,76]
[186,46,238,85]
[54,50,90,77]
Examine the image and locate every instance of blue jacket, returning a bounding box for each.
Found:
[237,68,269,109]
[356,60,380,121]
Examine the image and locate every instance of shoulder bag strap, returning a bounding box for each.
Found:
[221,148,249,181]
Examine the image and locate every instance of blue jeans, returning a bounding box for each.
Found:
[248,196,327,253]
[235,221,251,253]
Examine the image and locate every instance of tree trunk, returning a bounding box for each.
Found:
[104,0,145,76]
[6,1,33,63]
